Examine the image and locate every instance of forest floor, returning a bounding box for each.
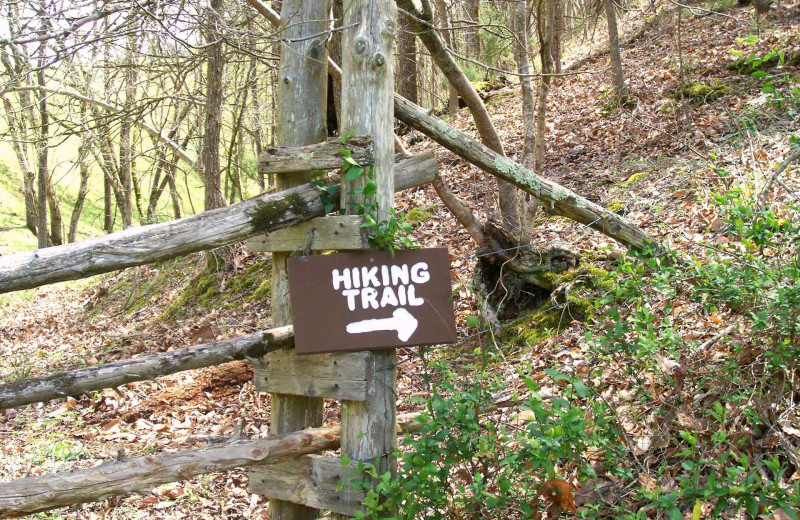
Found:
[1,0,800,518]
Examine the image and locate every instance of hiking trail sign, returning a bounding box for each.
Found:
[287,248,457,354]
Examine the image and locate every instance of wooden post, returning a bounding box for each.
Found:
[263,1,330,519]
[336,0,398,515]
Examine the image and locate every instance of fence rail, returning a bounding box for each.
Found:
[0,151,436,295]
[0,326,294,410]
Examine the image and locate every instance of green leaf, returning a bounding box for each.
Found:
[362,181,377,198]
[345,165,364,181]
[744,496,758,517]
[666,506,683,520]
[778,505,800,520]
[572,379,589,398]
[465,315,479,327]
[692,500,702,520]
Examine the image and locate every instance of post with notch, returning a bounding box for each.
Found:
[334,0,399,517]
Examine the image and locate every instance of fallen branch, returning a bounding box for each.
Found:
[393,96,658,252]
[0,153,436,294]
[0,326,294,410]
[757,147,800,210]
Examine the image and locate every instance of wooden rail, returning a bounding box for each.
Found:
[0,426,341,518]
[0,152,437,294]
[0,326,294,410]
[0,402,512,517]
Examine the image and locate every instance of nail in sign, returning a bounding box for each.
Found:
[287,248,457,354]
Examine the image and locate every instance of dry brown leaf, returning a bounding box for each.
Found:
[539,478,577,513]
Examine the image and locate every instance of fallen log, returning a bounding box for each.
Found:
[0,326,294,411]
[0,426,340,518]
[392,96,657,252]
[0,152,436,294]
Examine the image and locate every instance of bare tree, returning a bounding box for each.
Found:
[397,13,418,104]
[203,0,227,211]
[396,0,520,234]
[604,0,627,101]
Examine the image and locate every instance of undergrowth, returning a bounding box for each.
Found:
[345,146,800,519]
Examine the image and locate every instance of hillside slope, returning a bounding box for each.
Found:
[1,1,799,518]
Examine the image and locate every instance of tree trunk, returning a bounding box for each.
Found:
[203,0,227,211]
[67,129,91,243]
[397,13,418,104]
[1,96,38,236]
[605,0,627,101]
[464,0,481,58]
[118,32,138,228]
[513,0,540,243]
[433,0,459,116]
[396,0,520,233]
[553,0,564,73]
[104,172,113,232]
[35,40,48,249]
[534,0,555,177]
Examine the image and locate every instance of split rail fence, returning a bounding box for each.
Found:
[0,0,659,517]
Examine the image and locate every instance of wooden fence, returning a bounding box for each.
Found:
[0,0,659,516]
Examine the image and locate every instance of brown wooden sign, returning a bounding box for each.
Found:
[287,248,457,354]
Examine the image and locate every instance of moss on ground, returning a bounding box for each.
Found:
[621,171,649,188]
[674,81,731,105]
[160,258,272,320]
[406,207,433,223]
[497,262,614,352]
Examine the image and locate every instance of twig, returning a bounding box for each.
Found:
[757,147,800,210]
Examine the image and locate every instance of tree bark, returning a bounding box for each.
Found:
[0,326,294,410]
[103,170,113,232]
[67,131,91,243]
[397,13,418,104]
[432,0,459,116]
[605,0,627,101]
[464,0,481,57]
[118,31,138,228]
[203,0,227,211]
[35,38,48,249]
[396,0,520,233]
[0,426,340,518]
[534,0,556,181]
[513,0,539,243]
[1,95,38,236]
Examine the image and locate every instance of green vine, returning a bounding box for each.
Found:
[313,133,417,255]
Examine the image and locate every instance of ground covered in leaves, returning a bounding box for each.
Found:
[2,0,800,518]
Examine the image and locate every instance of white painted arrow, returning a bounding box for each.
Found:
[346,308,419,342]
